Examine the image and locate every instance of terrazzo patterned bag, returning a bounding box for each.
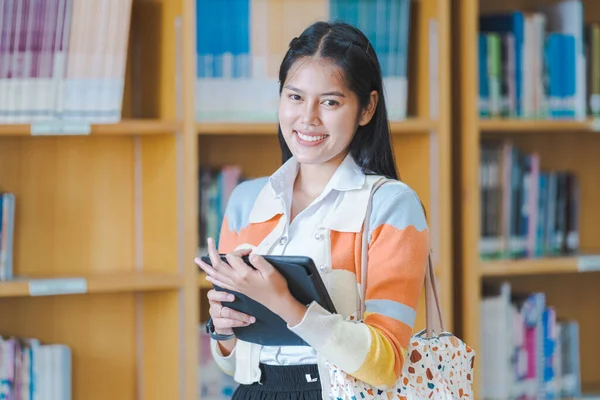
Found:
[327,180,475,399]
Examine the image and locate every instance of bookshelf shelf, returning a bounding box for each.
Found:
[0,272,183,298]
[583,382,600,396]
[0,0,200,397]
[480,118,598,133]
[0,119,182,137]
[197,119,436,135]
[480,256,598,277]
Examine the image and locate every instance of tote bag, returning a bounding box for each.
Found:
[327,179,475,399]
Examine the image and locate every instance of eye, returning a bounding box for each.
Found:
[288,94,302,101]
[322,99,340,107]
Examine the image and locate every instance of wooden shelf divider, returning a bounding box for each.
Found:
[0,271,183,298]
[480,118,599,133]
[0,119,182,137]
[480,255,600,277]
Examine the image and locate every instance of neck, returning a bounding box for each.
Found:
[294,152,347,198]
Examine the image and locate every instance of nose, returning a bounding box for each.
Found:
[301,101,320,126]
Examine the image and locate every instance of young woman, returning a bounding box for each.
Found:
[196,21,429,400]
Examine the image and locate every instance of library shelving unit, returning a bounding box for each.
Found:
[0,0,199,399]
[195,0,454,352]
[454,0,600,396]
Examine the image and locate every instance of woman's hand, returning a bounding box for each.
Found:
[207,289,256,336]
[196,238,308,326]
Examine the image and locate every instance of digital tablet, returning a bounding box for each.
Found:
[200,254,336,346]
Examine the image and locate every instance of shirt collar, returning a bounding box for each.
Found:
[249,153,366,224]
[327,153,366,192]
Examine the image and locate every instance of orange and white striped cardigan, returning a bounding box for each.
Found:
[210,157,429,396]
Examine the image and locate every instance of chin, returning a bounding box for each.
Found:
[293,156,326,165]
[289,150,338,166]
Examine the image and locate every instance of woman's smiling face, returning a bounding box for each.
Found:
[278,57,369,167]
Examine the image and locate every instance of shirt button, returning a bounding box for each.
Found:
[319,264,329,273]
[279,236,288,246]
[314,232,324,241]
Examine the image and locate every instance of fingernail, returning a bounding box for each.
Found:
[249,317,256,323]
[228,294,235,301]
[207,237,214,245]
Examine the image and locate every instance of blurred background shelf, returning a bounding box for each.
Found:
[479,118,598,132]
[0,119,182,137]
[0,272,184,298]
[480,255,600,277]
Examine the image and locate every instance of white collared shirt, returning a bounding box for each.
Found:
[259,153,364,365]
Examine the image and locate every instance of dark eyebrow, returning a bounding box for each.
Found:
[284,85,346,98]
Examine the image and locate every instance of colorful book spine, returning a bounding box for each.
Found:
[481,282,582,399]
[196,0,411,122]
[479,141,580,261]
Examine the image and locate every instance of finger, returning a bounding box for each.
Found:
[209,303,231,320]
[249,253,275,276]
[196,258,236,287]
[207,289,235,303]
[206,238,239,282]
[195,257,219,276]
[206,275,236,291]
[213,317,253,329]
[208,303,224,319]
[207,237,224,267]
[220,306,256,324]
[225,252,255,277]
[231,247,252,257]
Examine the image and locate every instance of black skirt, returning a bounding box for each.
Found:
[232,364,322,400]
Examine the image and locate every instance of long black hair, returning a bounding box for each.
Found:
[277,21,399,180]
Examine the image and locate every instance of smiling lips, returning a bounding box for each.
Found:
[294,130,329,145]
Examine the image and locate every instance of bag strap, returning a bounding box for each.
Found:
[360,178,445,337]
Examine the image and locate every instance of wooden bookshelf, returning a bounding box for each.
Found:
[479,118,599,132]
[480,256,600,277]
[0,0,453,398]
[0,0,198,398]
[454,0,600,396]
[0,272,183,298]
[0,119,182,137]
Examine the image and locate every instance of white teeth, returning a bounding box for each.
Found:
[296,131,326,142]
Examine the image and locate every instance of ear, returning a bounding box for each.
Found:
[358,90,379,126]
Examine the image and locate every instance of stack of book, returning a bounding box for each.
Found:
[195,0,411,122]
[0,335,71,400]
[0,0,132,124]
[478,0,600,120]
[481,282,581,399]
[479,141,579,260]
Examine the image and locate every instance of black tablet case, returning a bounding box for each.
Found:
[200,255,337,346]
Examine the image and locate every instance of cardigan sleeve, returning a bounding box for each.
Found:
[288,186,429,388]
